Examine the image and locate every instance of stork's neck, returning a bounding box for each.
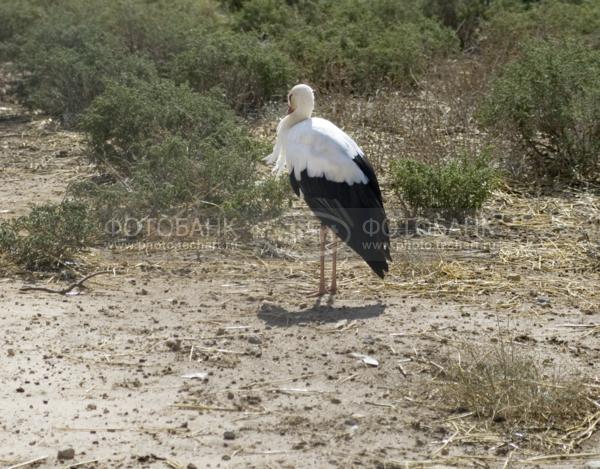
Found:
[280,111,311,131]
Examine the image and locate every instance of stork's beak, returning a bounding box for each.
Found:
[287,104,293,115]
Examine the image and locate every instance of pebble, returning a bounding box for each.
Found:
[536,296,551,307]
[247,335,262,345]
[57,448,75,460]
[223,430,236,440]
[166,339,182,352]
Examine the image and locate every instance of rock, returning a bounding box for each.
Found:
[16,387,24,393]
[57,448,75,460]
[166,339,182,352]
[536,296,551,307]
[223,430,236,440]
[7,348,15,357]
[187,464,198,469]
[247,335,262,345]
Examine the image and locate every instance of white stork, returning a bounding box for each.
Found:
[265,84,391,296]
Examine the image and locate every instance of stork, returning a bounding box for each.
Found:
[266,84,391,296]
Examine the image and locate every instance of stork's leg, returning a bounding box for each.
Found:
[329,232,337,295]
[308,224,328,297]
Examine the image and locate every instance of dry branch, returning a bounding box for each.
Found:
[19,270,114,295]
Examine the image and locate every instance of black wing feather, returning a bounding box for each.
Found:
[290,156,391,278]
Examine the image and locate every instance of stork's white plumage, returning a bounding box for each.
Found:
[266,84,391,296]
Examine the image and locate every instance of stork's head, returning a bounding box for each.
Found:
[287,84,314,119]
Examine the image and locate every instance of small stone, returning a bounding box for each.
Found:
[330,397,341,404]
[86,403,97,411]
[57,448,75,460]
[223,430,236,440]
[16,387,24,393]
[222,455,231,461]
[187,464,198,469]
[139,288,148,295]
[536,296,551,307]
[247,335,262,345]
[7,348,15,357]
[166,339,182,352]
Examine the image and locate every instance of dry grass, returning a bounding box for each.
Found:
[431,337,600,452]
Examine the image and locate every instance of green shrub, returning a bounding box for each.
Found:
[17,15,156,125]
[0,201,97,271]
[0,0,43,59]
[390,152,497,221]
[479,40,600,181]
[98,0,219,65]
[482,0,600,59]
[234,0,457,91]
[170,29,296,111]
[76,78,290,225]
[422,0,492,48]
[80,78,243,169]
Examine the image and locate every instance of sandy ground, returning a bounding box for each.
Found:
[1,84,600,469]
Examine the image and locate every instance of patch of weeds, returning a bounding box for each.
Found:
[434,338,599,449]
[390,150,498,222]
[0,201,98,271]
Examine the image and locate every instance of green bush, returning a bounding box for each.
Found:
[17,14,156,125]
[479,40,600,181]
[0,201,97,271]
[80,78,243,169]
[234,0,457,91]
[422,0,492,48]
[390,153,498,221]
[170,29,296,111]
[0,0,43,59]
[76,78,290,225]
[98,0,219,65]
[6,0,291,118]
[482,0,600,59]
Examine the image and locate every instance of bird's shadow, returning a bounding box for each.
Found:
[257,299,385,328]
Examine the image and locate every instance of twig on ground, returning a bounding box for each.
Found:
[7,456,48,469]
[19,270,114,295]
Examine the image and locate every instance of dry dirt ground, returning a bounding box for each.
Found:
[2,81,600,468]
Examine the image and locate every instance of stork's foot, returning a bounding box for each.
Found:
[328,286,337,295]
[307,287,328,298]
